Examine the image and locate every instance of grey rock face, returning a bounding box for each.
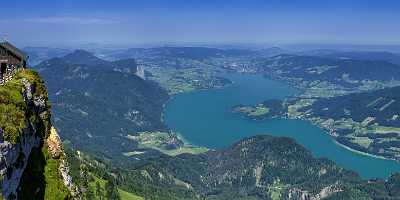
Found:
[288,185,342,200]
[0,130,41,199]
[0,79,48,199]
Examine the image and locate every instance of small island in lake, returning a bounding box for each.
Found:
[232,99,286,120]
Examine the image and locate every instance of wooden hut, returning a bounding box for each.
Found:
[0,41,28,84]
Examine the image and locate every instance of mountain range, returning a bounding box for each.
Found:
[4,46,399,199]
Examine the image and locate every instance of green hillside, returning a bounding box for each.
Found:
[35,50,169,165]
[0,69,71,199]
[65,135,400,200]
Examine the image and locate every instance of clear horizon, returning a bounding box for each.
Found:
[1,0,400,46]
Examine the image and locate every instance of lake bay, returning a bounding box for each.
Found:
[164,73,400,179]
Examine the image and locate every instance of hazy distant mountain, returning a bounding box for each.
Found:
[257,47,290,57]
[260,54,400,85]
[96,48,147,61]
[61,49,110,66]
[300,49,400,65]
[23,47,72,66]
[98,46,256,61]
[325,51,400,65]
[148,47,255,60]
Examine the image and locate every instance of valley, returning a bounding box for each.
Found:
[27,46,400,176]
[145,65,231,95]
[17,46,400,199]
[3,1,400,199]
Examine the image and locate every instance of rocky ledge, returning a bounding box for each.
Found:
[0,70,75,199]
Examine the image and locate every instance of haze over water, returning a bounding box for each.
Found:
[164,73,400,179]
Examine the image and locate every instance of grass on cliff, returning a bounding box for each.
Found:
[0,69,49,144]
[18,144,71,199]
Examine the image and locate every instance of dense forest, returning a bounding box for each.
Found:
[35,50,169,165]
[66,135,400,200]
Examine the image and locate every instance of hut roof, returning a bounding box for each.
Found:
[0,41,28,60]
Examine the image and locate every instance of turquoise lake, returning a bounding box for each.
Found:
[164,73,400,179]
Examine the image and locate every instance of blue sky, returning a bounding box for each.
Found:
[1,0,400,46]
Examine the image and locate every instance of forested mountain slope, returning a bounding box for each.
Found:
[69,135,400,200]
[35,50,169,164]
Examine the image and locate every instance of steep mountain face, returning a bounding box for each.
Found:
[0,70,74,199]
[76,135,400,200]
[35,50,169,164]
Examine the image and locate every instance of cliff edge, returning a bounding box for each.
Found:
[0,69,75,199]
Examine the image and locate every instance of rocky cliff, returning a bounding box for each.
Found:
[0,70,75,199]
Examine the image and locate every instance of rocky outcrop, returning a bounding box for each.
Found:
[0,78,48,199]
[135,65,146,80]
[0,71,76,199]
[0,127,41,199]
[288,184,342,200]
[47,127,79,197]
[47,127,63,159]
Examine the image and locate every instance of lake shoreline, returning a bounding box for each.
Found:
[163,72,400,179]
[306,117,399,162]
[332,139,392,161]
